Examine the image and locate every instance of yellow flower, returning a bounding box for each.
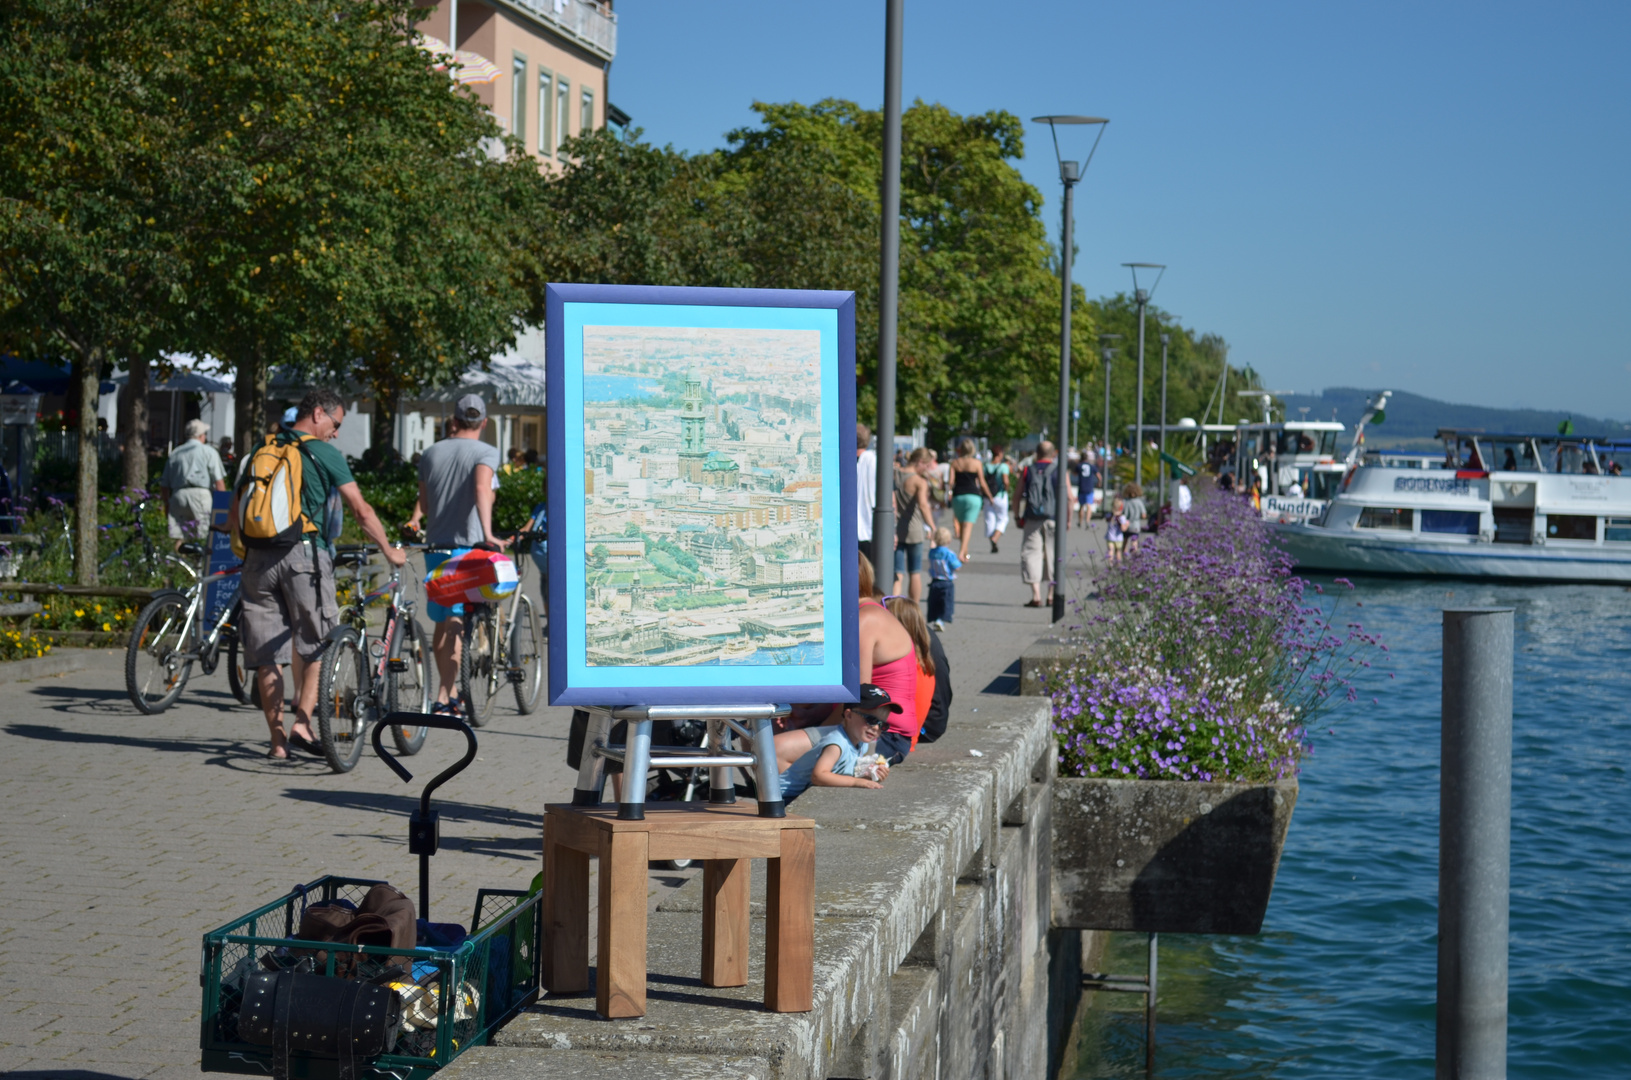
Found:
[102,623,111,632]
[94,604,102,613]
[74,609,84,617]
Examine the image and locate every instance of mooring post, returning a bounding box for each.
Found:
[1145,931,1158,1074]
[1438,608,1513,1080]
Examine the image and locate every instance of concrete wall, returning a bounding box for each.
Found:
[444,695,1074,1080]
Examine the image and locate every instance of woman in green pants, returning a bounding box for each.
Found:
[948,438,993,562]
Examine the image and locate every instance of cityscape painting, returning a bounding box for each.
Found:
[546,283,858,706]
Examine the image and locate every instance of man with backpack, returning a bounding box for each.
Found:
[1017,440,1072,609]
[231,388,406,760]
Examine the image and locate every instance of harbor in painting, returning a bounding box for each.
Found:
[580,324,826,667]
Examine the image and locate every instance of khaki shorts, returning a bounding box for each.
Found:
[167,488,215,540]
[239,542,338,667]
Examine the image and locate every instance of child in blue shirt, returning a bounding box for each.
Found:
[926,526,961,631]
[779,685,901,800]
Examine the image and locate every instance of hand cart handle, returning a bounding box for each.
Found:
[372,712,479,922]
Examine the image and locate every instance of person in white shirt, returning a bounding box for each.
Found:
[1176,475,1193,513]
[856,422,877,561]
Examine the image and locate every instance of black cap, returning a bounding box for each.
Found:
[857,683,905,714]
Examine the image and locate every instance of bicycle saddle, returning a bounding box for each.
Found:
[177,541,204,558]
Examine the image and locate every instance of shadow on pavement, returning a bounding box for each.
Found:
[280,787,541,834]
[4,1072,144,1079]
[981,659,1021,696]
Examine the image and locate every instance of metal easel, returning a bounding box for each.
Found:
[570,703,790,820]
[1082,931,1158,1074]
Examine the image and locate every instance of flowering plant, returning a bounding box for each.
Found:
[1049,484,1381,782]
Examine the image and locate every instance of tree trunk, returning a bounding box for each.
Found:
[234,348,267,461]
[72,348,102,586]
[371,379,397,461]
[121,353,151,492]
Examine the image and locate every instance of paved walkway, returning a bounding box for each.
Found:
[0,522,1099,1078]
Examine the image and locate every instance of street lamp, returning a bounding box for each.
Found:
[1122,262,1165,487]
[1098,332,1122,455]
[1034,114,1109,623]
[1158,331,1171,510]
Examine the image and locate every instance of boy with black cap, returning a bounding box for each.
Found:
[405,393,508,715]
[778,684,901,800]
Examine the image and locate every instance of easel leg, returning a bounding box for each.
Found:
[618,719,653,821]
[749,715,785,818]
[707,717,737,804]
[764,828,814,1012]
[701,857,750,988]
[541,815,589,992]
[573,709,610,806]
[596,828,649,1018]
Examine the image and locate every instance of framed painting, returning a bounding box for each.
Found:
[545,283,859,707]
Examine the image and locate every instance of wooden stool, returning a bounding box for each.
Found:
[541,802,815,1018]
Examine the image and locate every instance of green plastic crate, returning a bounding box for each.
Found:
[200,876,540,1079]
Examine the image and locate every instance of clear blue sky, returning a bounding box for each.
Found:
[605,0,1631,419]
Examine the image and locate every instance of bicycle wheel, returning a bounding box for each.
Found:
[126,592,194,714]
[386,616,431,755]
[459,606,499,728]
[315,629,368,773]
[225,632,256,706]
[509,594,544,714]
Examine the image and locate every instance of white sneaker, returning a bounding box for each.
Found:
[930,619,947,631]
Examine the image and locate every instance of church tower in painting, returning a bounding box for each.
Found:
[679,371,707,484]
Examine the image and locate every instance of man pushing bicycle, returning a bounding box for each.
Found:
[231,389,405,760]
[404,394,508,718]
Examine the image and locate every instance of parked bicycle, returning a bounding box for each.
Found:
[99,496,198,587]
[124,543,246,713]
[312,543,431,773]
[437,529,544,727]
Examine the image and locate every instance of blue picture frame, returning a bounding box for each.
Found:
[546,283,859,707]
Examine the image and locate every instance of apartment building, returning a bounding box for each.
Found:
[414,0,619,165]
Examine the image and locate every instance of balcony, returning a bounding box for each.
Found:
[502,0,617,61]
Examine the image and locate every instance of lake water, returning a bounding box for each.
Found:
[1067,578,1631,1077]
[584,374,661,402]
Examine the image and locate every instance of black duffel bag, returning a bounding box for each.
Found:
[240,970,402,1080]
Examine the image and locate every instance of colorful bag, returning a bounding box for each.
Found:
[424,548,518,608]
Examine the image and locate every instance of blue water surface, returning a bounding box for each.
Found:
[583,374,661,403]
[1070,579,1631,1078]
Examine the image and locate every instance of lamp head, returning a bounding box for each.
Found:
[1123,262,1167,302]
[1060,160,1079,183]
[1032,115,1110,177]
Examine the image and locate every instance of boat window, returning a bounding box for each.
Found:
[1307,472,1343,499]
[1545,514,1597,541]
[1605,518,1631,543]
[1358,507,1413,530]
[1319,431,1339,456]
[1421,510,1480,535]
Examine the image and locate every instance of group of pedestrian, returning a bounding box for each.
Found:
[225,389,504,760]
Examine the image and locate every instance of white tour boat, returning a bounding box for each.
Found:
[1272,424,1631,584]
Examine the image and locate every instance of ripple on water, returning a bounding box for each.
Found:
[1069,580,1631,1078]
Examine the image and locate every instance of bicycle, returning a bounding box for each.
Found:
[436,530,544,728]
[98,496,197,588]
[124,543,246,713]
[313,543,431,773]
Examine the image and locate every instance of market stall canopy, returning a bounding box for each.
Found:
[413,354,546,408]
[415,34,504,86]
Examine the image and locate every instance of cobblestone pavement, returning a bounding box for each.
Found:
[0,523,1095,1078]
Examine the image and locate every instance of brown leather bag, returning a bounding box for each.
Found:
[294,884,416,975]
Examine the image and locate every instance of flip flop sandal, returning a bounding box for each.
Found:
[287,733,323,756]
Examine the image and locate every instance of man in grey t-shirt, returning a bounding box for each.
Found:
[406,394,507,714]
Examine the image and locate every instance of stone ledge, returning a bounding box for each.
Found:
[0,649,93,681]
[496,695,1054,1080]
[438,1048,771,1079]
[1019,636,1077,697]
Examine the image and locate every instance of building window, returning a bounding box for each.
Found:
[1545,514,1597,541]
[556,77,572,160]
[1606,517,1631,543]
[1358,507,1413,530]
[511,53,528,140]
[1420,510,1480,535]
[581,86,595,132]
[538,68,554,155]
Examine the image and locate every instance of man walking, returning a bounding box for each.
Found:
[1018,440,1072,609]
[159,419,226,548]
[1075,449,1098,528]
[232,389,406,760]
[405,395,506,716]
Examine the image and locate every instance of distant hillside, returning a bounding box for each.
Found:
[1275,388,1631,448]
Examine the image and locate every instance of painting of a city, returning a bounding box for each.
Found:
[581,324,825,668]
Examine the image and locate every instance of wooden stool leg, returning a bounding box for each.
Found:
[701,858,750,988]
[596,828,649,1018]
[764,828,814,1012]
[542,814,589,992]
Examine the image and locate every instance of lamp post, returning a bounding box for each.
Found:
[1123,263,1165,487]
[870,0,904,593]
[1157,331,1171,510]
[1098,332,1121,465]
[1034,114,1109,623]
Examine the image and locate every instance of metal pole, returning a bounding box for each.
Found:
[1158,333,1170,511]
[1053,169,1076,623]
[1438,608,1513,1080]
[1102,350,1112,456]
[1145,931,1158,1074]
[1134,291,1147,485]
[1072,384,1080,454]
[870,0,904,593]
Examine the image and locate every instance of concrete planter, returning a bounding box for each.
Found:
[1051,776,1297,934]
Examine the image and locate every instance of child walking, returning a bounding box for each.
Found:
[926,525,961,631]
[1106,497,1128,564]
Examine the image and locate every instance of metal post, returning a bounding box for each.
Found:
[706,717,737,804]
[1438,608,1513,1080]
[618,719,653,820]
[1158,333,1170,511]
[1134,291,1147,485]
[1052,168,1077,623]
[749,716,785,818]
[1146,931,1158,1074]
[1102,350,1112,454]
[870,0,904,593]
